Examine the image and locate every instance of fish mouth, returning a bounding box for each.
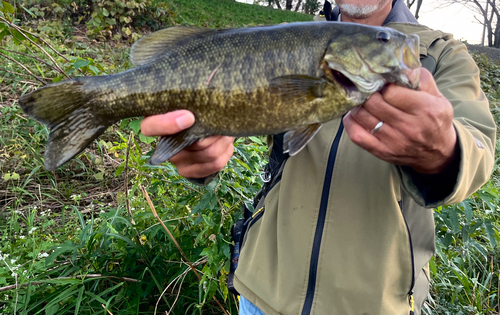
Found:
[323,34,421,98]
[321,58,378,103]
[322,54,385,102]
[402,34,421,89]
[329,68,366,101]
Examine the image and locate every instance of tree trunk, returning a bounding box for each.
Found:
[286,0,293,10]
[414,0,423,19]
[294,0,303,11]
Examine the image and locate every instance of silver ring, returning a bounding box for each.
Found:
[371,121,384,134]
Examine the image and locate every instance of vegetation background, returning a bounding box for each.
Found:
[0,0,499,314]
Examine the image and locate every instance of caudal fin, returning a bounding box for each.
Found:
[19,77,110,171]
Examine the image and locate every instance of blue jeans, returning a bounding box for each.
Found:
[239,296,266,315]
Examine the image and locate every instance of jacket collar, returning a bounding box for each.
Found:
[331,0,418,25]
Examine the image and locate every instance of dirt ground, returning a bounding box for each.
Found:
[466,44,500,63]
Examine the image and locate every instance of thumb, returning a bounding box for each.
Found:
[418,67,443,97]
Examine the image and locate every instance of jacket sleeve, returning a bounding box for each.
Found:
[398,38,496,208]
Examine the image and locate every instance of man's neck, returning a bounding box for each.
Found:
[339,3,392,26]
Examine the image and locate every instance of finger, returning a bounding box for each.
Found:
[175,142,235,178]
[380,69,442,114]
[349,105,384,134]
[171,136,234,165]
[343,112,385,152]
[418,68,442,96]
[141,110,195,136]
[361,92,409,127]
[184,135,227,152]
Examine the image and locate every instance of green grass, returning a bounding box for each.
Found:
[166,0,313,28]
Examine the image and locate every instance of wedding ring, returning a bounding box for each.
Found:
[371,121,384,134]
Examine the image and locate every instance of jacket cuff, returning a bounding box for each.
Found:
[398,121,494,208]
[398,143,460,208]
[186,172,218,186]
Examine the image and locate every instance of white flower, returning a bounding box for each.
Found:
[38,252,49,259]
[19,235,26,240]
[10,259,16,264]
[28,227,37,234]
[11,272,17,277]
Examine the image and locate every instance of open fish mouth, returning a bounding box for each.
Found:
[329,68,363,99]
[323,34,421,98]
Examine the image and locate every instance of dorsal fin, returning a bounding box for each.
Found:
[130,27,218,66]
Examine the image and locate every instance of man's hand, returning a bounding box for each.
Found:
[141,110,234,179]
[343,68,457,174]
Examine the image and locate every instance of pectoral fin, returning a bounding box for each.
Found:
[149,130,200,165]
[269,75,327,102]
[283,123,322,156]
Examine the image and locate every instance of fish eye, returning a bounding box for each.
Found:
[376,31,390,43]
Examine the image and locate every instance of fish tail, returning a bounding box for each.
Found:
[19,77,110,171]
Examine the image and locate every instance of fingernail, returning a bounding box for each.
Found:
[176,113,195,129]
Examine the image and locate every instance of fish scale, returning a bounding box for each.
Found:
[18,21,420,171]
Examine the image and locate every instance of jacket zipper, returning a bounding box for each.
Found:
[301,122,344,315]
[245,206,265,230]
[398,200,416,315]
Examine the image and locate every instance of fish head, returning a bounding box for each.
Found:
[322,24,420,100]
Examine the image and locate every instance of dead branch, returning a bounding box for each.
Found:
[0,53,47,84]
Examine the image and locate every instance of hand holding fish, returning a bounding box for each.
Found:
[141,110,234,178]
[343,68,457,174]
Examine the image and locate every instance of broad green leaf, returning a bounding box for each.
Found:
[139,133,155,144]
[2,1,14,13]
[102,8,110,17]
[11,29,26,43]
[73,59,90,70]
[129,119,142,134]
[88,64,100,75]
[461,201,473,223]
[448,209,460,234]
[249,136,263,145]
[191,191,217,214]
[93,172,104,180]
[483,221,497,248]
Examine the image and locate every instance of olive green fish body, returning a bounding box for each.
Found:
[90,24,353,132]
[19,22,421,170]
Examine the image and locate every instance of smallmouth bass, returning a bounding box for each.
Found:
[18,22,420,171]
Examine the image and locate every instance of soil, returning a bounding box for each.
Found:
[466,44,500,63]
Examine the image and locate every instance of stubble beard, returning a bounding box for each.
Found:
[338,0,391,19]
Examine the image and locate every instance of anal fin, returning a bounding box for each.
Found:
[283,123,322,156]
[149,130,200,165]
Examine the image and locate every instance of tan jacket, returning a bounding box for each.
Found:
[234,23,496,315]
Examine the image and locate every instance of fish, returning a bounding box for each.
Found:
[18,21,421,171]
